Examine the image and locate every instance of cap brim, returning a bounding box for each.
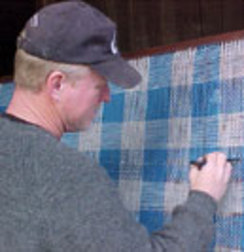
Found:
[91,56,141,89]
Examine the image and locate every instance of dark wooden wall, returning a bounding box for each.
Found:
[1,0,244,77]
[0,1,36,77]
[85,0,244,53]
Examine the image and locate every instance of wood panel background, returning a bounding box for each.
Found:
[78,0,244,52]
[1,0,244,78]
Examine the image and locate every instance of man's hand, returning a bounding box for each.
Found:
[189,152,232,202]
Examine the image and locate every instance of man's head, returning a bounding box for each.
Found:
[16,0,141,89]
[11,1,141,135]
[14,48,110,133]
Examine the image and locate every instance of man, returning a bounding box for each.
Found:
[0,1,231,251]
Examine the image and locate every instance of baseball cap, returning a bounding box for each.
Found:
[17,0,141,88]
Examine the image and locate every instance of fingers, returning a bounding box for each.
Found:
[189,163,199,182]
[205,152,231,181]
[190,152,227,170]
[190,156,206,170]
[204,152,227,170]
[189,152,232,201]
[224,161,232,183]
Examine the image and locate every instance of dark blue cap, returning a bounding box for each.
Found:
[17,1,141,88]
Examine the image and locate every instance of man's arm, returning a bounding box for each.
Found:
[147,152,231,251]
[46,151,231,252]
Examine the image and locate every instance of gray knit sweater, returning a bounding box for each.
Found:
[0,115,217,251]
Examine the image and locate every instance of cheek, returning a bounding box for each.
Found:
[79,94,98,115]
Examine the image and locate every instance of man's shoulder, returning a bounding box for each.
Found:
[0,115,96,170]
[0,116,111,192]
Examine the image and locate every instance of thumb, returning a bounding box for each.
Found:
[189,165,199,184]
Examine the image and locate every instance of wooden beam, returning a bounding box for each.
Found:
[123,29,244,59]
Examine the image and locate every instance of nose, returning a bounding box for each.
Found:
[102,84,110,103]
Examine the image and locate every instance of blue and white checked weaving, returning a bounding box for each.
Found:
[1,38,244,251]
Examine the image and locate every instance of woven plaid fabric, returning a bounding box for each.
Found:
[1,39,244,251]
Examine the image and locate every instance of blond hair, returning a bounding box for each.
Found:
[14,49,91,92]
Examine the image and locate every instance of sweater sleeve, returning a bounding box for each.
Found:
[148,190,217,252]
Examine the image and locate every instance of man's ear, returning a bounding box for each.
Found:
[45,71,66,101]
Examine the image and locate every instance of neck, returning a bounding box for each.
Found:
[6,87,64,139]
